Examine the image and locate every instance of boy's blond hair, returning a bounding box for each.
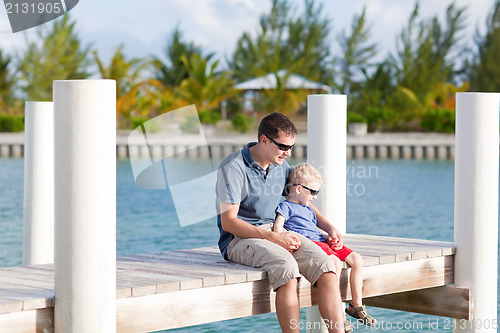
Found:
[287,163,322,190]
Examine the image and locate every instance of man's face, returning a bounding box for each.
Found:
[264,131,296,165]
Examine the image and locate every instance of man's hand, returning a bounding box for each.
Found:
[271,231,301,252]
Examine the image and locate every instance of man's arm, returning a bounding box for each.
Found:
[220,202,301,251]
[309,203,344,249]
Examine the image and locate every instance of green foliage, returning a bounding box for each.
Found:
[337,7,377,94]
[4,2,499,134]
[389,3,466,115]
[231,113,254,133]
[0,50,16,108]
[350,62,396,112]
[229,0,333,85]
[155,27,204,87]
[94,45,160,128]
[130,117,162,133]
[347,112,367,124]
[176,53,235,113]
[229,0,331,115]
[469,0,500,91]
[365,107,400,132]
[0,115,24,132]
[180,114,200,133]
[198,110,221,124]
[420,108,455,133]
[18,15,92,101]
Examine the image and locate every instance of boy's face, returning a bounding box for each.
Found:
[263,131,295,165]
[294,183,320,206]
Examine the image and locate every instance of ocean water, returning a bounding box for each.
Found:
[0,157,497,332]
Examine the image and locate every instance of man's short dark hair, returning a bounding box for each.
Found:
[258,112,298,142]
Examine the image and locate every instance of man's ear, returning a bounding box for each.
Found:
[259,134,267,145]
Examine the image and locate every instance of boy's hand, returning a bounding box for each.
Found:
[327,235,343,251]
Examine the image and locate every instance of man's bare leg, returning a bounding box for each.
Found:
[331,256,343,287]
[275,278,300,333]
[316,272,345,333]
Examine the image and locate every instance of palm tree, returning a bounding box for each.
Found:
[94,45,161,127]
[175,53,235,119]
[155,27,204,88]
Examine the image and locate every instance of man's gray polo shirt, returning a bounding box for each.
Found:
[216,142,290,259]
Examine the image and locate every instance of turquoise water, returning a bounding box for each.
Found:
[0,157,497,332]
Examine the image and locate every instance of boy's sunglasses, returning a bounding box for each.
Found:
[294,184,320,196]
[263,133,295,151]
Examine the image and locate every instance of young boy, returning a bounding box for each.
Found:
[273,163,377,327]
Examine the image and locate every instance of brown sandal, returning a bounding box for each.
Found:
[345,303,377,326]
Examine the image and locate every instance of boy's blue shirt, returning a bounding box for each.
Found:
[276,200,327,242]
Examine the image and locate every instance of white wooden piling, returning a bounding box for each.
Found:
[22,102,54,265]
[53,80,117,333]
[307,94,347,333]
[0,145,9,157]
[454,93,499,333]
[366,145,376,159]
[378,146,388,159]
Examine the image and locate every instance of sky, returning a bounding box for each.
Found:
[0,0,496,71]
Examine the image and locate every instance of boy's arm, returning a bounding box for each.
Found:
[220,202,301,251]
[309,203,344,249]
[273,213,286,233]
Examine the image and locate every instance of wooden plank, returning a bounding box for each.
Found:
[364,286,472,320]
[0,307,54,333]
[116,266,192,296]
[116,280,276,332]
[0,269,54,291]
[345,234,455,254]
[346,239,441,260]
[150,252,260,283]
[119,255,226,287]
[0,276,54,292]
[0,288,53,311]
[179,237,457,257]
[115,276,156,297]
[0,297,23,315]
[116,261,203,290]
[340,256,454,301]
[345,236,455,258]
[3,266,55,281]
[115,285,132,299]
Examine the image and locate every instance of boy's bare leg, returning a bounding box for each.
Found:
[275,278,300,333]
[345,252,364,307]
[316,272,345,333]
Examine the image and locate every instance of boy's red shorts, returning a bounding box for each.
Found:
[312,241,353,261]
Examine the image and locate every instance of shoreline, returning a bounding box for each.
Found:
[0,131,460,159]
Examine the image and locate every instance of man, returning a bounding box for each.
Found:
[216,112,348,333]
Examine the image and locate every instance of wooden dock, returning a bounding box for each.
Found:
[0,234,470,333]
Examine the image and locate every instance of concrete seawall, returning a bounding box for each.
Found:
[0,132,463,160]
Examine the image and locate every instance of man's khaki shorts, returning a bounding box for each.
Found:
[226,223,337,290]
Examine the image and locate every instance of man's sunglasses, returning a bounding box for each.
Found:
[293,184,320,196]
[263,133,295,151]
